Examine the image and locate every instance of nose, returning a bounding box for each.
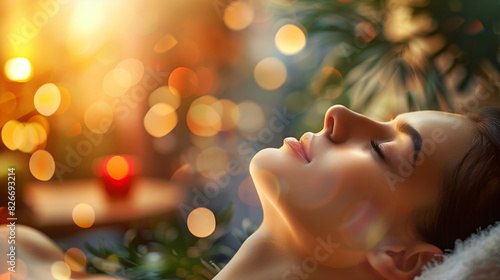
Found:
[323,105,391,144]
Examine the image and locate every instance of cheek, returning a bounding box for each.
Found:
[285,150,378,209]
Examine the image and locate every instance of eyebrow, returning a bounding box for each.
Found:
[396,121,422,167]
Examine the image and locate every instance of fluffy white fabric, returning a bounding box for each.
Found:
[415,222,500,280]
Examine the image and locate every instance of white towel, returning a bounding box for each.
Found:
[416,222,500,280]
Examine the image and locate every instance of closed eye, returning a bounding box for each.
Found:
[370,139,385,160]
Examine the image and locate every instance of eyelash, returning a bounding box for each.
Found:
[370,139,385,160]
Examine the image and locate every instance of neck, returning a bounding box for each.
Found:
[214,217,381,280]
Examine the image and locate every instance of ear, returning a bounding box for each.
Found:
[366,241,443,280]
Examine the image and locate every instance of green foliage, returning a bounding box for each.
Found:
[297,0,500,111]
[84,204,257,280]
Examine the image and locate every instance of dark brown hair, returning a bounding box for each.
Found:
[412,107,500,251]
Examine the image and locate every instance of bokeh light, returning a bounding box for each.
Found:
[212,99,238,131]
[64,248,88,272]
[51,261,71,280]
[34,83,61,116]
[187,96,222,137]
[106,156,130,180]
[223,1,254,31]
[187,207,216,238]
[29,150,55,181]
[196,147,228,179]
[54,86,72,115]
[0,92,17,115]
[103,69,130,97]
[28,115,50,134]
[72,203,95,228]
[355,21,377,43]
[144,103,178,137]
[15,122,38,153]
[311,66,344,99]
[235,101,265,133]
[195,67,216,96]
[4,57,32,82]
[254,57,287,90]
[115,58,144,87]
[154,34,178,53]
[1,120,20,150]
[275,24,307,55]
[149,86,181,110]
[27,122,47,146]
[9,258,27,279]
[168,67,199,98]
[84,101,114,134]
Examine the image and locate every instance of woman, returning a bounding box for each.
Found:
[214,105,500,280]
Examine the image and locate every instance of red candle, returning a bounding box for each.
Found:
[101,155,134,197]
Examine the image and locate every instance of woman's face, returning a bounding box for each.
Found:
[250,105,475,266]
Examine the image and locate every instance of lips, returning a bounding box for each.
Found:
[284,133,313,163]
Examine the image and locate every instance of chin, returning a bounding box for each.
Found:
[250,147,290,205]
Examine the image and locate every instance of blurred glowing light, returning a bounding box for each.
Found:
[187,207,216,238]
[72,203,95,228]
[355,21,376,43]
[235,101,265,133]
[212,99,238,131]
[149,86,180,110]
[1,120,20,150]
[10,258,27,279]
[154,34,178,53]
[54,86,71,115]
[5,57,32,82]
[28,122,47,146]
[29,150,55,181]
[144,103,178,137]
[465,19,484,34]
[28,115,50,134]
[103,69,130,97]
[12,123,26,150]
[64,248,87,272]
[195,67,215,95]
[0,92,17,114]
[169,67,199,98]
[311,67,344,99]
[275,24,306,55]
[196,147,228,179]
[254,57,287,90]
[223,1,254,31]
[51,261,71,280]
[187,97,222,137]
[84,101,113,134]
[34,83,61,116]
[115,59,144,86]
[106,156,130,180]
[17,123,38,153]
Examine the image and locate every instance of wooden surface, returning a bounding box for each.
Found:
[23,178,185,229]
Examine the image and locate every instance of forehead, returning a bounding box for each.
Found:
[396,111,475,145]
[393,111,476,192]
